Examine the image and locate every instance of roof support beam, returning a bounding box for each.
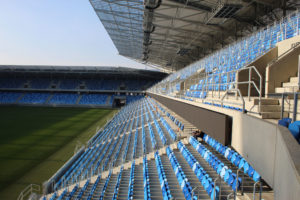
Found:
[167,0,212,12]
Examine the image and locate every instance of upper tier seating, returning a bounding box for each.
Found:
[60,79,80,90]
[85,79,104,90]
[0,78,25,88]
[30,78,51,89]
[150,11,300,107]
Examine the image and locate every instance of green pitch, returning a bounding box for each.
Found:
[0,106,117,200]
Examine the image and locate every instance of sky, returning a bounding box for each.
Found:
[0,0,151,70]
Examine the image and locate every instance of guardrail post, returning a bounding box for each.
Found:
[298,55,300,90]
[235,72,239,100]
[281,94,285,119]
[293,93,298,122]
[248,67,252,101]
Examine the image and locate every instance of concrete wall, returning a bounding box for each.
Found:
[273,126,300,199]
[277,35,300,56]
[232,113,278,186]
[149,93,232,145]
[237,47,278,96]
[232,113,300,199]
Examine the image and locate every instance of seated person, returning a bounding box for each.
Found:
[192,129,204,141]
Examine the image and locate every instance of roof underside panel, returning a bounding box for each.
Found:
[90,0,144,59]
[90,0,300,72]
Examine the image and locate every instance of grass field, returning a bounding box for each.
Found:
[0,106,117,200]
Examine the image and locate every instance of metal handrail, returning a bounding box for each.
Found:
[164,66,262,112]
[191,186,200,199]
[17,184,41,200]
[253,181,262,200]
[213,176,220,200]
[221,89,245,113]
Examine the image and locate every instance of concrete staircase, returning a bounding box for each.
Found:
[254,98,288,119]
[275,77,299,93]
[115,169,130,200]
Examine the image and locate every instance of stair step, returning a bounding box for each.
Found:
[260,105,281,112]
[244,192,274,200]
[290,77,298,83]
[254,98,279,105]
[282,82,299,87]
[261,112,288,119]
[275,87,299,93]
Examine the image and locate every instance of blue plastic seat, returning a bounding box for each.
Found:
[288,121,300,141]
[278,118,292,127]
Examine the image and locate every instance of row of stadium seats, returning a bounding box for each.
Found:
[79,94,108,105]
[143,156,151,200]
[0,91,23,103]
[127,161,135,199]
[100,171,111,199]
[149,97,185,131]
[160,117,178,141]
[19,92,50,104]
[203,102,245,112]
[189,138,241,191]
[166,146,196,199]
[154,152,173,199]
[203,134,261,182]
[148,122,157,149]
[166,112,185,131]
[112,166,123,200]
[0,78,26,89]
[87,176,101,200]
[49,93,79,104]
[178,141,219,199]
[0,77,153,90]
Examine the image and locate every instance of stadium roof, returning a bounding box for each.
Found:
[90,0,300,72]
[0,65,167,79]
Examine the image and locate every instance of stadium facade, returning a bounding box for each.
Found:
[1,1,300,200]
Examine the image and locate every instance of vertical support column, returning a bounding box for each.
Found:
[248,68,252,101]
[281,94,285,119]
[293,93,298,122]
[298,55,300,90]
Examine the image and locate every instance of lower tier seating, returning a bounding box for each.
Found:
[79,94,108,105]
[0,91,22,103]
[49,93,79,104]
[43,97,269,200]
